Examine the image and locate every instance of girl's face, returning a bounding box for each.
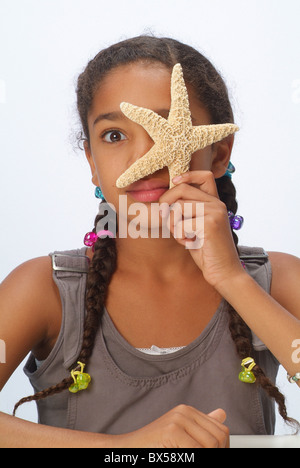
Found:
[85,62,231,213]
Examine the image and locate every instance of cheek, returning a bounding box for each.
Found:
[189,147,213,172]
[95,157,122,188]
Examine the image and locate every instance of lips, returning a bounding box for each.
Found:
[126,178,169,202]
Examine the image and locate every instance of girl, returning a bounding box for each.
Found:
[0,35,300,448]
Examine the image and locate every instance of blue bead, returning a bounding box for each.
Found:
[95,186,105,200]
[224,161,236,178]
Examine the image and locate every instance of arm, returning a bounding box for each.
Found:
[0,257,59,391]
[216,252,300,387]
[0,412,114,448]
[0,258,229,448]
[164,171,300,386]
[0,257,112,447]
[0,407,229,448]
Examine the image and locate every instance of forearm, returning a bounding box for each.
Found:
[217,272,300,382]
[0,407,230,448]
[0,411,117,448]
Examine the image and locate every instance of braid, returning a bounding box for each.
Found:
[78,218,117,366]
[12,378,73,416]
[217,175,299,431]
[228,306,299,430]
[215,175,238,247]
[13,210,117,416]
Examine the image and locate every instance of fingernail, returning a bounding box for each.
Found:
[172,175,182,184]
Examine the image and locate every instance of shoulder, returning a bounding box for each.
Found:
[2,255,59,302]
[0,256,62,359]
[267,251,300,320]
[268,250,300,277]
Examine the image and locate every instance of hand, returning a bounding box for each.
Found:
[113,405,229,448]
[159,171,245,288]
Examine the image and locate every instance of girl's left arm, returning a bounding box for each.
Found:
[161,171,300,386]
[216,252,300,387]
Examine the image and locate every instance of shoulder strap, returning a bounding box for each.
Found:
[49,248,89,369]
[238,246,271,351]
[238,246,271,289]
[51,250,90,274]
[239,246,269,263]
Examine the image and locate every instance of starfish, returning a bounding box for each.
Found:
[116,63,239,189]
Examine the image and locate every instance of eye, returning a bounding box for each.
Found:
[102,130,126,143]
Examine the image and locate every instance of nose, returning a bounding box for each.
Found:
[127,131,154,167]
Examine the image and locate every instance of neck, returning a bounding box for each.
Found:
[115,234,201,282]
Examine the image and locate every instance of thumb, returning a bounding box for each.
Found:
[208,408,227,424]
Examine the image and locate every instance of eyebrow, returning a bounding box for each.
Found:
[93,108,171,127]
[93,111,125,127]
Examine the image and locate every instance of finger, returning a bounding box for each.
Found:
[172,430,203,449]
[178,406,229,449]
[208,408,227,424]
[172,170,219,198]
[167,200,204,230]
[194,408,229,449]
[168,199,205,221]
[206,410,230,449]
[165,201,204,241]
[185,412,229,448]
[185,422,222,448]
[160,182,214,206]
[171,218,204,250]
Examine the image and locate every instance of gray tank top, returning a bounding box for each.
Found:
[24,246,279,435]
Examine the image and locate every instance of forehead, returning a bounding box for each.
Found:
[90,63,172,115]
[88,62,211,125]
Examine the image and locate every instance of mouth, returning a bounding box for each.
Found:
[126,178,169,202]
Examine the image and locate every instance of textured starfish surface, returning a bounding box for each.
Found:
[116,63,239,189]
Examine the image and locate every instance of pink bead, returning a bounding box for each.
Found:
[97,230,115,239]
[84,232,98,247]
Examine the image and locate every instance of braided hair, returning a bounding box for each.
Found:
[216,176,298,429]
[13,212,117,416]
[14,35,298,430]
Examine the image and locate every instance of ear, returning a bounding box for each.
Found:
[211,134,235,178]
[84,141,100,187]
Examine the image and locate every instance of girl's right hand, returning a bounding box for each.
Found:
[113,405,229,448]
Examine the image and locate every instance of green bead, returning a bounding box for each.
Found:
[239,370,256,384]
[69,383,79,393]
[76,373,91,390]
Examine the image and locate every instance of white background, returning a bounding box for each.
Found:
[0,0,299,435]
